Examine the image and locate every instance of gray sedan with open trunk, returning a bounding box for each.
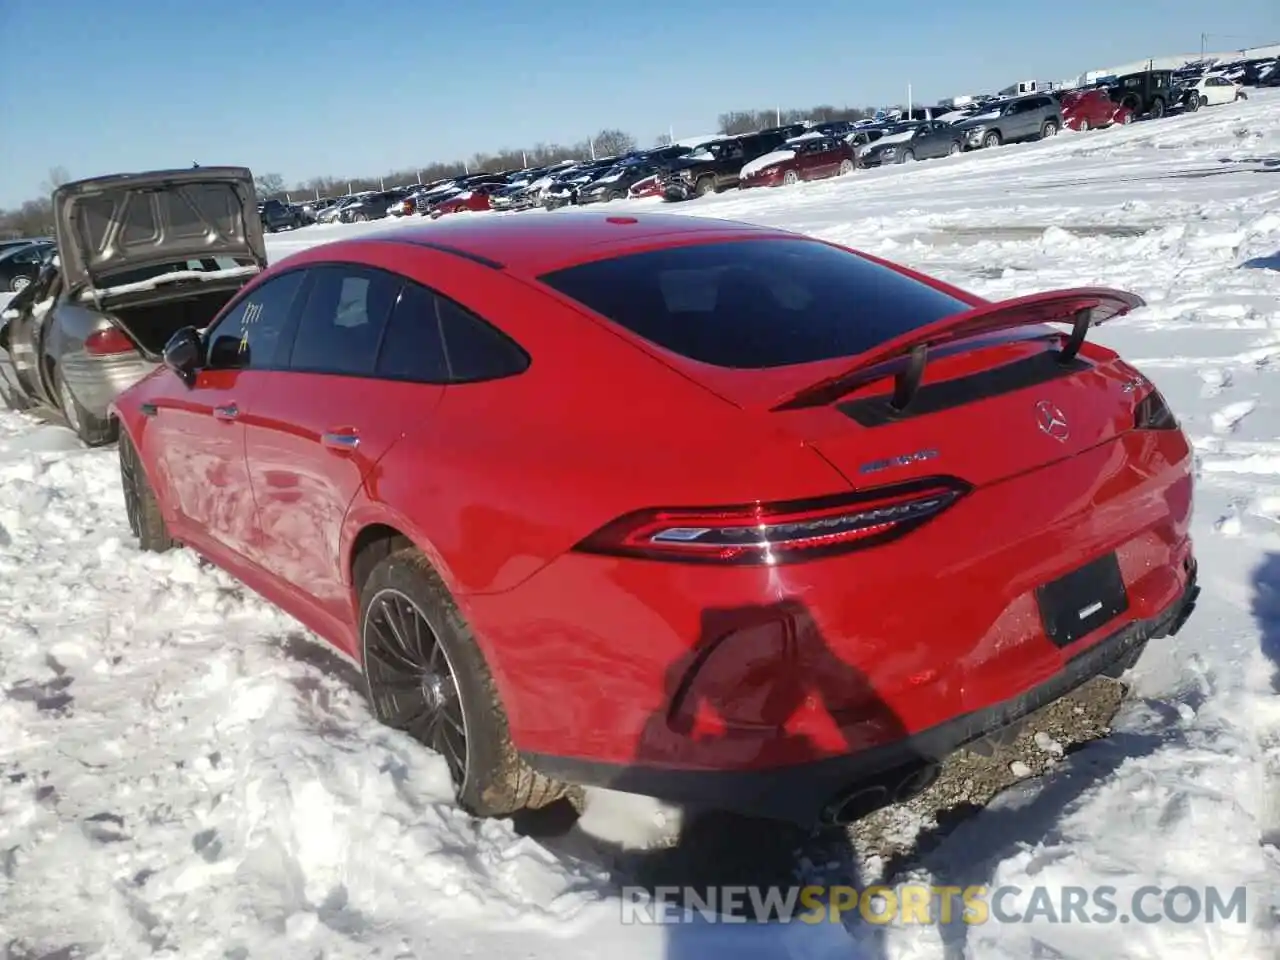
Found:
[0,166,266,444]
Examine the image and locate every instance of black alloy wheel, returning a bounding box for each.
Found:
[364,587,469,786]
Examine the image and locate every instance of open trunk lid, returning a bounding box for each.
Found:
[53,167,267,295]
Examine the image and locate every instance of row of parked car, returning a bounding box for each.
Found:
[245,62,1265,232]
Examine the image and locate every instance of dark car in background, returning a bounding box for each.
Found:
[577,161,665,204]
[339,188,412,222]
[860,121,965,166]
[0,237,52,257]
[659,132,787,200]
[0,240,55,293]
[259,198,305,232]
[1107,70,1180,119]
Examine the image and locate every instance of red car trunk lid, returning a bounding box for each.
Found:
[673,288,1149,489]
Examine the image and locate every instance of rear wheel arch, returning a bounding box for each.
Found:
[344,518,466,621]
[350,523,417,600]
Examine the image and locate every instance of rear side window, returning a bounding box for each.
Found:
[537,238,970,369]
[375,280,529,383]
[376,282,449,382]
[438,297,529,381]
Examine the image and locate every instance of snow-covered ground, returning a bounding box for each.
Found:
[3,92,1280,959]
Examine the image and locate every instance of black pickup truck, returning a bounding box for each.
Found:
[658,132,788,201]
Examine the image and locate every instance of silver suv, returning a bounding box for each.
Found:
[954,95,1064,150]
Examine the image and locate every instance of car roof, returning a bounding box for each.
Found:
[344,212,788,275]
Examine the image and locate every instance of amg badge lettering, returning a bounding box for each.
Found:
[858,448,940,475]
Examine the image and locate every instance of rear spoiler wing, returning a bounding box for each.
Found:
[770,287,1144,412]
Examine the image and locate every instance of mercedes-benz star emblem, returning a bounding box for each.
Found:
[1035,400,1069,442]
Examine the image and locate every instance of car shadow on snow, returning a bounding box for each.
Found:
[1251,553,1280,694]
[515,597,905,960]
[1240,250,1280,271]
[874,720,1169,959]
[1250,552,1280,852]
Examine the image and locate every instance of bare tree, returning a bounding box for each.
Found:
[592,128,637,158]
[653,132,674,147]
[254,172,287,198]
[39,166,71,196]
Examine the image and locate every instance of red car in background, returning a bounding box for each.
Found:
[628,174,663,199]
[429,182,504,219]
[1059,88,1134,131]
[112,213,1198,828]
[739,133,857,189]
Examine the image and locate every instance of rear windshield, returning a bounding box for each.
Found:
[537,238,970,368]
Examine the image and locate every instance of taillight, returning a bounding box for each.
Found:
[1134,388,1178,430]
[573,477,970,565]
[84,326,136,356]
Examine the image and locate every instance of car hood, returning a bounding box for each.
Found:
[665,154,717,173]
[955,110,1004,128]
[53,167,266,294]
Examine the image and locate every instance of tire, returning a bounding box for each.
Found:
[11,275,30,293]
[982,131,1001,149]
[838,158,855,174]
[898,149,915,163]
[1040,120,1058,138]
[119,430,176,552]
[1238,91,1248,101]
[947,142,961,156]
[782,169,799,186]
[55,368,116,446]
[359,547,569,818]
[1121,111,1134,125]
[1150,98,1165,119]
[1185,96,1200,112]
[693,176,715,197]
[1078,118,1090,132]
[353,213,367,223]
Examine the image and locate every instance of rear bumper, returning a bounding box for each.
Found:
[59,349,157,419]
[523,562,1199,823]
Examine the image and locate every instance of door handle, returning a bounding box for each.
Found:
[321,430,360,451]
[213,403,238,421]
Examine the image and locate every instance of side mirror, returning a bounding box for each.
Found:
[162,326,202,386]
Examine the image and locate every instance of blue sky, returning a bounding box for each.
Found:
[1,0,1275,206]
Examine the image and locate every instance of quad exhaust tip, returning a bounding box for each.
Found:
[822,761,942,826]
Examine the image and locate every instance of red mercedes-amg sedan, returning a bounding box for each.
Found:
[111,213,1199,826]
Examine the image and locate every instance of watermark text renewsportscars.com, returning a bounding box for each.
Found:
[620,884,1249,926]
